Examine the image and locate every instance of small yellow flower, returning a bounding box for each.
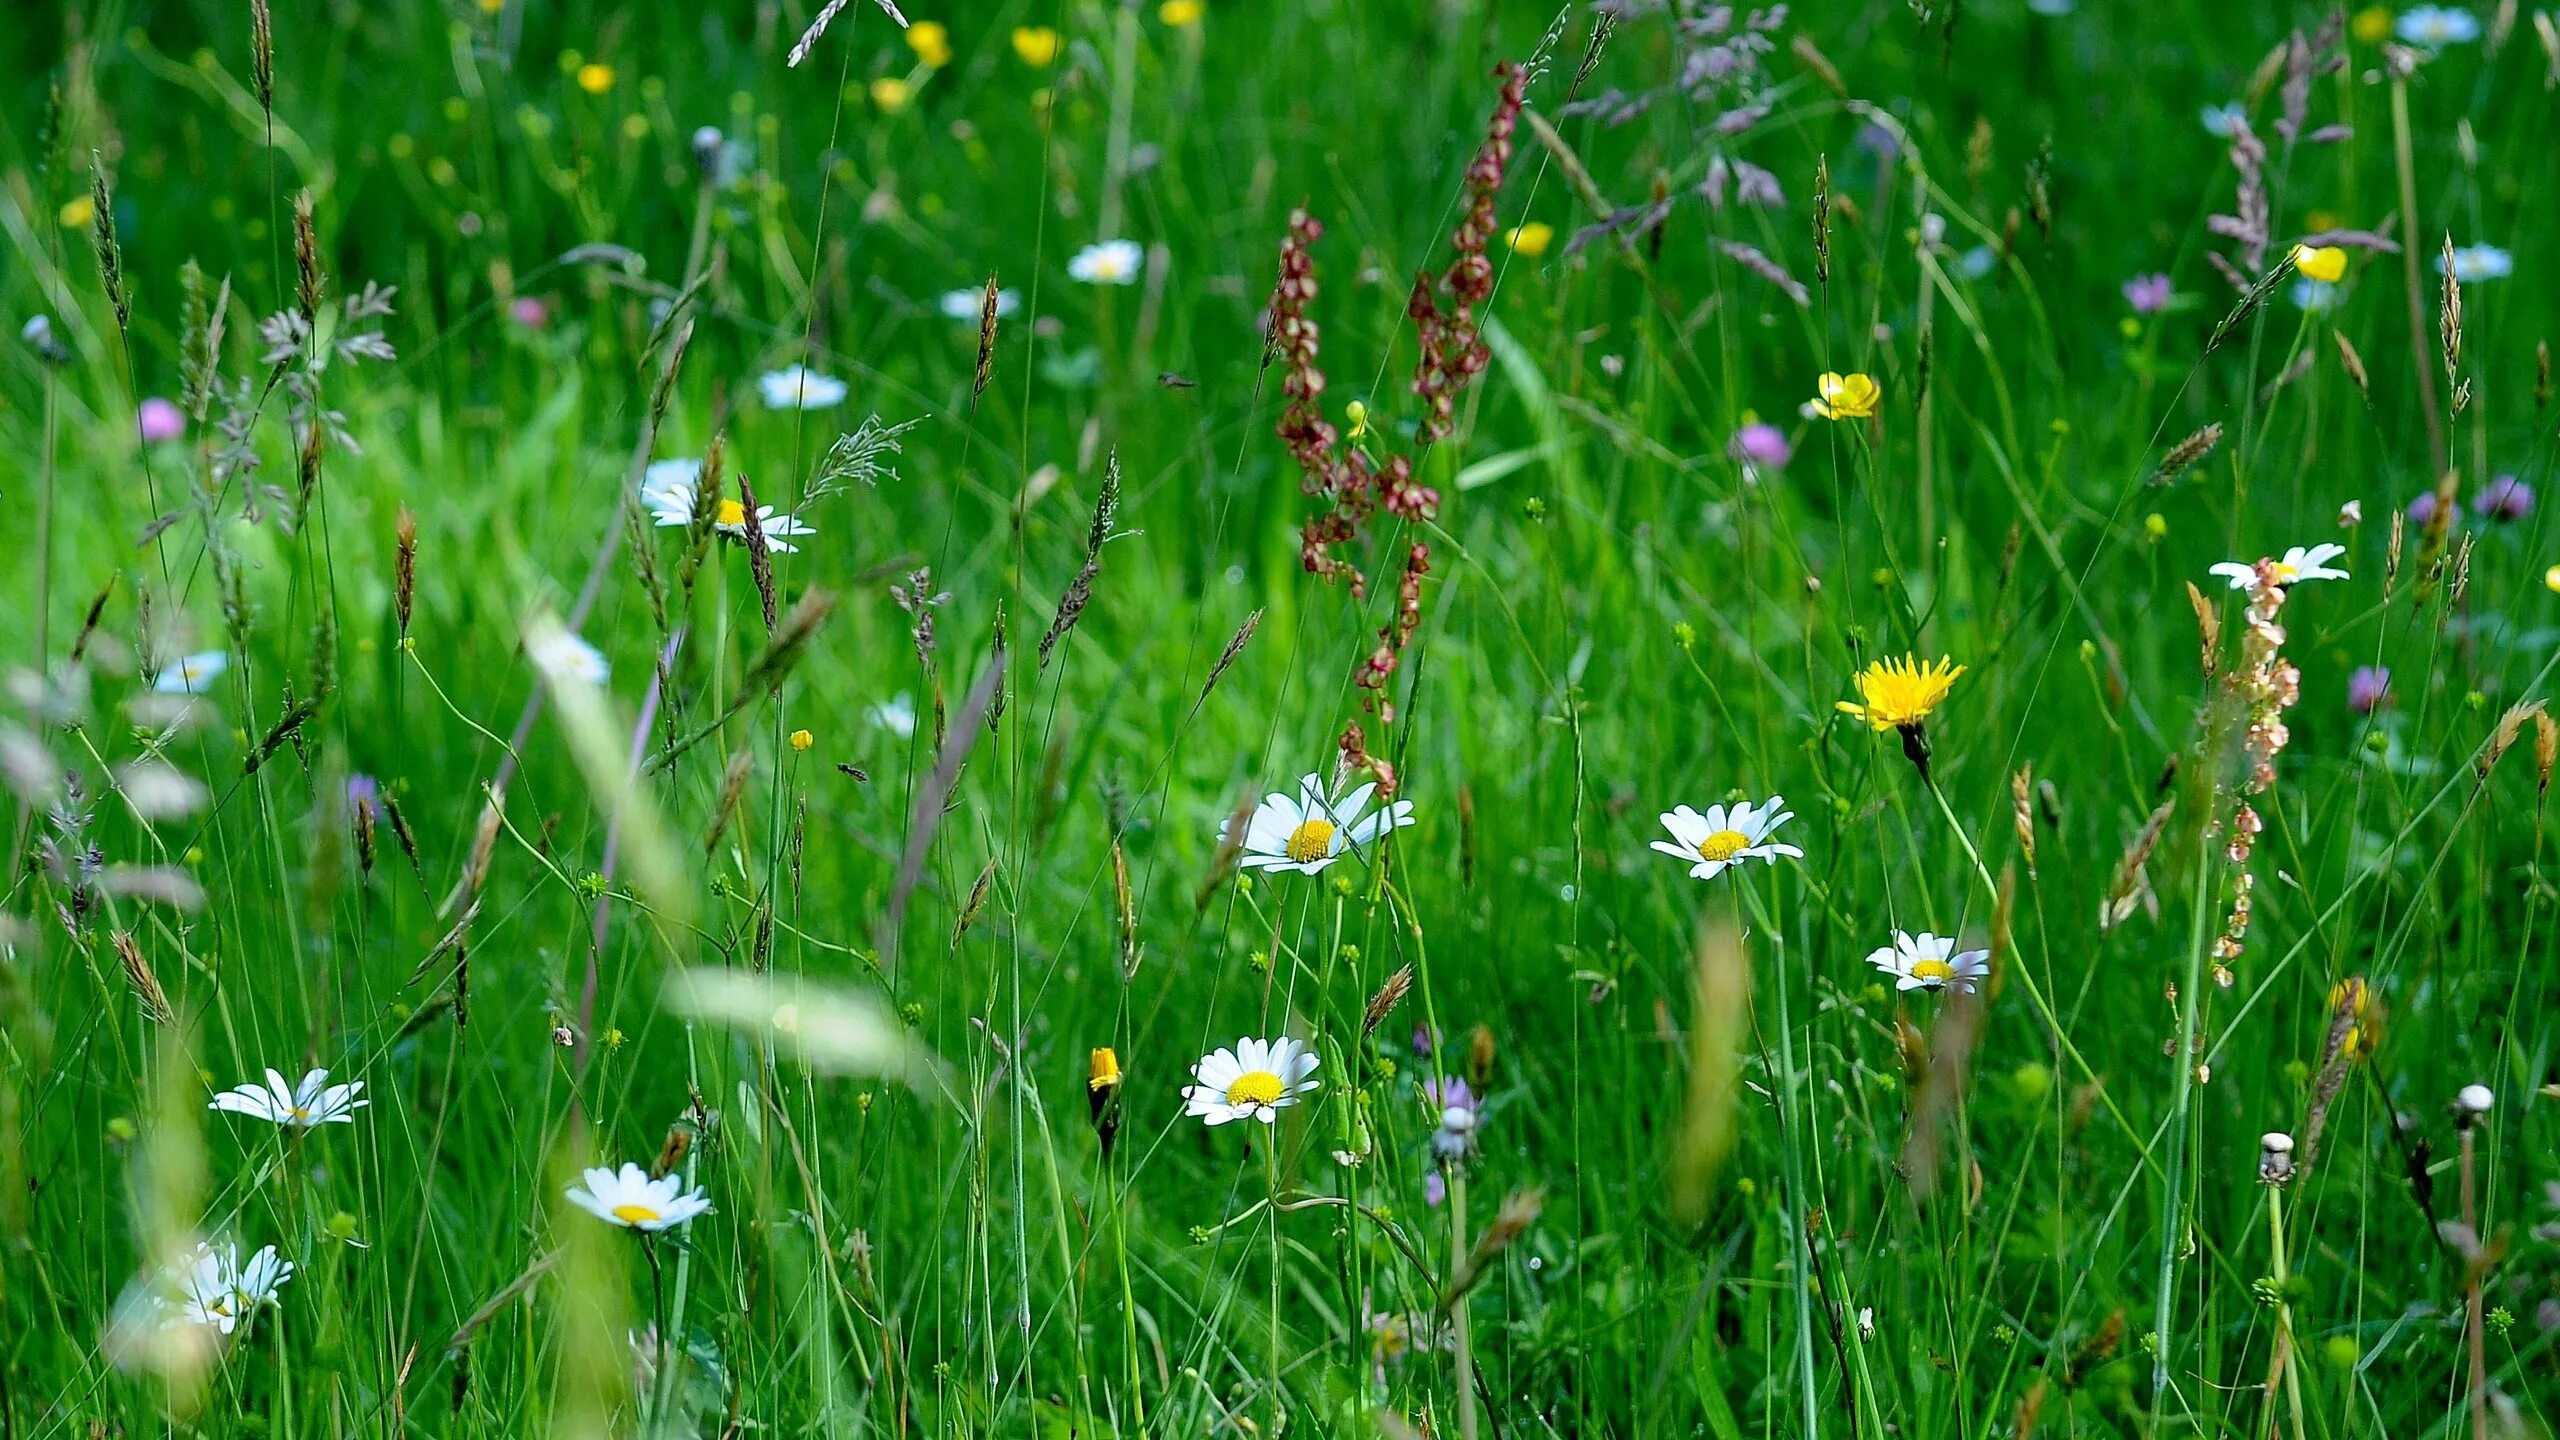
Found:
[869,76,912,112]
[2546,564,2560,593]
[2304,210,2340,234]
[2144,512,2167,541]
[2349,4,2392,43]
[2291,244,2347,284]
[907,20,953,67]
[576,62,616,95]
[478,0,504,12]
[1345,399,1369,439]
[1089,1047,1122,1092]
[789,729,814,752]
[58,195,94,230]
[1505,221,1554,257]
[1160,0,1205,23]
[1810,371,1882,421]
[1837,654,1966,731]
[1012,26,1062,66]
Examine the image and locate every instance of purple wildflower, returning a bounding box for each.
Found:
[1422,1171,1447,1207]
[1728,420,1791,470]
[2122,273,2174,315]
[2405,492,2441,526]
[137,397,185,444]
[2348,666,2390,715]
[2473,475,2532,522]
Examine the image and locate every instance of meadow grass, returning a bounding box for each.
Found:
[4,0,2559,1435]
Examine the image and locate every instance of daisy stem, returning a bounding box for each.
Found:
[1266,1131,1283,1436]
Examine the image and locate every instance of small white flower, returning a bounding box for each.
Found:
[565,1162,714,1232]
[2207,542,2350,591]
[1649,797,1803,880]
[1227,772,1416,875]
[154,650,229,696]
[175,1242,293,1334]
[2201,101,2247,138]
[529,629,612,686]
[868,692,917,738]
[939,287,1021,320]
[2289,278,2341,312]
[2395,4,2481,46]
[2455,1083,2495,1116]
[1865,930,1990,993]
[1182,1036,1321,1125]
[208,1067,369,1128]
[640,459,816,553]
[1068,239,1144,286]
[2436,244,2512,282]
[757,364,849,410]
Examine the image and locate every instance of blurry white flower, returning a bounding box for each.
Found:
[640,459,816,552]
[1649,797,1802,880]
[2201,101,2248,138]
[117,760,209,820]
[1068,239,1144,285]
[529,630,611,686]
[2395,5,2481,45]
[209,1067,369,1128]
[2436,244,2512,281]
[1226,772,1415,875]
[868,692,917,738]
[565,1162,713,1232]
[665,968,939,1083]
[2290,279,2341,312]
[177,1243,293,1334]
[757,364,849,410]
[1956,245,1997,280]
[2208,543,2350,590]
[940,287,1021,319]
[154,651,228,696]
[1182,1036,1320,1125]
[1865,930,1990,993]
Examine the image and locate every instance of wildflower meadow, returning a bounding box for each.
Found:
[7,0,2560,1435]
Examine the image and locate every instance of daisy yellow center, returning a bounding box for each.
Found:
[1909,959,1955,983]
[1225,1070,1286,1107]
[1696,828,1750,863]
[715,498,747,527]
[1284,817,1336,864]
[611,1202,663,1225]
[2271,561,2299,582]
[289,1106,311,1121]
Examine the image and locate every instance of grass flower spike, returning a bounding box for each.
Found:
[1810,371,1881,420]
[1183,1036,1321,1125]
[1650,797,1802,879]
[2207,543,2348,590]
[209,1067,369,1128]
[1227,771,1414,875]
[1866,931,1989,993]
[565,1162,713,1232]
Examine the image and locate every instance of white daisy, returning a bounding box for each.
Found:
[2395,5,2481,45]
[565,1162,713,1232]
[528,629,612,686]
[175,1243,293,1334]
[2207,542,2350,591]
[868,692,917,738]
[154,650,229,695]
[1227,772,1416,875]
[2436,244,2512,282]
[1649,796,1804,880]
[756,364,849,410]
[939,286,1021,320]
[1866,930,1991,994]
[208,1067,369,1128]
[640,459,816,553]
[1068,239,1144,286]
[1182,1036,1321,1125]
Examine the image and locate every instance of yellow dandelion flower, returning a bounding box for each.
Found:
[2291,244,2347,284]
[870,76,912,112]
[1811,371,1882,421]
[2350,5,2392,42]
[576,62,616,95]
[1160,0,1205,23]
[1837,654,1966,732]
[58,195,94,230]
[1089,1047,1122,1092]
[1012,26,1062,66]
[907,20,952,67]
[1505,221,1554,257]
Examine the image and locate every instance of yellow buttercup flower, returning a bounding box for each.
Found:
[870,76,912,112]
[576,63,616,95]
[2545,564,2560,593]
[1811,371,1882,421]
[2291,244,2347,284]
[1505,222,1554,257]
[1012,26,1062,66]
[58,195,94,230]
[1837,655,1966,732]
[788,729,814,752]
[2349,5,2392,42]
[1160,0,1204,24]
[906,20,952,67]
